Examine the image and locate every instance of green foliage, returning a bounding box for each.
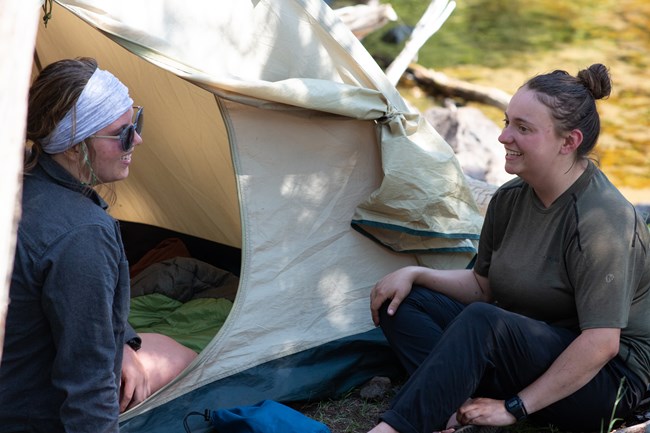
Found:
[600,379,626,433]
[357,0,650,189]
[361,0,614,68]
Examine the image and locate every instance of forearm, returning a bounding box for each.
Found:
[412,267,491,304]
[518,328,620,415]
[371,265,491,325]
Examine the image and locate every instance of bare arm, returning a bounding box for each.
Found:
[370,265,492,326]
[456,328,620,426]
[519,327,620,413]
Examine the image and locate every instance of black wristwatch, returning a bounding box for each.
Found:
[125,337,142,352]
[504,395,528,421]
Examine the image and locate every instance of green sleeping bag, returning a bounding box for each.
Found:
[129,293,233,353]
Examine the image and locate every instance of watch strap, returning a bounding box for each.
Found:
[125,337,142,352]
[504,395,528,421]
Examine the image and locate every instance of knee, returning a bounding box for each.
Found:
[462,302,497,317]
[138,333,197,393]
[377,285,429,326]
[456,302,507,330]
[455,303,526,346]
[377,299,396,331]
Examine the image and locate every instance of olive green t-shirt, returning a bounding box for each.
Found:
[474,161,650,384]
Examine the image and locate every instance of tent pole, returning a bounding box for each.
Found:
[384,0,456,86]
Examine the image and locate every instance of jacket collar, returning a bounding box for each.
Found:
[36,153,109,211]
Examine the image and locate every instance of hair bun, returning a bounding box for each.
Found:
[577,63,612,99]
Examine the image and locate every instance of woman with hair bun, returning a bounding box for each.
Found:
[367,64,650,433]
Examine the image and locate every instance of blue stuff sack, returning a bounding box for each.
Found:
[183,400,331,433]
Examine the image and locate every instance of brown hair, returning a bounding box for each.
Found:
[523,63,611,159]
[25,57,98,170]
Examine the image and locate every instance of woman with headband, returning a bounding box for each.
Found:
[0,57,195,432]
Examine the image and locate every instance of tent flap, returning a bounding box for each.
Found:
[352,112,483,253]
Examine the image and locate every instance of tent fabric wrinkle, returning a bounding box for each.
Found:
[352,114,483,253]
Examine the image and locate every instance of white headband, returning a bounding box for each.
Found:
[41,68,133,154]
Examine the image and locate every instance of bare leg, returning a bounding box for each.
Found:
[137,333,198,394]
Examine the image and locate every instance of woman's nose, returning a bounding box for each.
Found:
[133,131,143,147]
[498,127,511,144]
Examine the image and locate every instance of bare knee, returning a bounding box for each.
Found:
[137,333,197,394]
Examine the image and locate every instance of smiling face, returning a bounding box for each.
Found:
[86,107,143,184]
[498,87,566,183]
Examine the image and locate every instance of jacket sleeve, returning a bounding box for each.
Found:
[125,322,141,349]
[41,223,126,433]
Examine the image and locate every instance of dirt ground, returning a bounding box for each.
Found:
[292,376,650,433]
[290,376,402,433]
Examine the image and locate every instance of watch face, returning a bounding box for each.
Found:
[505,396,526,421]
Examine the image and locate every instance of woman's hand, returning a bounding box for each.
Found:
[120,344,151,412]
[370,267,490,326]
[455,398,516,427]
[370,266,420,326]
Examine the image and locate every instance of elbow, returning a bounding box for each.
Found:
[581,328,620,364]
[601,332,620,361]
[604,339,620,361]
[472,271,492,302]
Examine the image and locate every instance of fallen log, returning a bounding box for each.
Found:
[406,63,512,111]
[334,1,397,40]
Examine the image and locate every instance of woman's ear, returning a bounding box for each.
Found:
[62,143,82,161]
[50,141,94,183]
[560,129,584,155]
[51,143,81,168]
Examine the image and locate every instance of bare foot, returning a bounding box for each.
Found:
[367,421,400,433]
[445,409,460,430]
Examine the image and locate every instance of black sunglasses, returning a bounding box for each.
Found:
[89,106,143,152]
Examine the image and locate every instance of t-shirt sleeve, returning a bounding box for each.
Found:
[567,207,641,330]
[474,194,498,278]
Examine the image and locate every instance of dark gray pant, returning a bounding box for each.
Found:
[378,286,645,433]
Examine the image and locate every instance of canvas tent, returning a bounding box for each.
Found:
[0,1,40,363]
[23,0,484,431]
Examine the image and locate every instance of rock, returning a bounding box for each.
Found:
[381,25,413,44]
[424,103,515,187]
[333,2,398,40]
[360,376,392,400]
[464,175,498,216]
